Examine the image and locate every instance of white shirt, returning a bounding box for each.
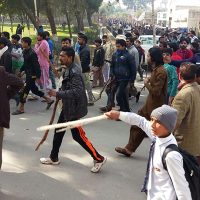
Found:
[119,112,192,200]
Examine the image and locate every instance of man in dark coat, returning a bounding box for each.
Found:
[40,47,107,173]
[0,37,12,73]
[0,66,23,169]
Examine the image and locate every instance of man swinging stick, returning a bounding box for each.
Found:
[39,47,107,173]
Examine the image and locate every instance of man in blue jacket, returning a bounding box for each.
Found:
[110,39,136,112]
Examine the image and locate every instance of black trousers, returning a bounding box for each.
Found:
[50,110,104,162]
[116,80,130,112]
[20,78,44,103]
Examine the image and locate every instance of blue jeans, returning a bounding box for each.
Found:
[49,68,56,89]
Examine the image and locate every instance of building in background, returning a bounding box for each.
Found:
[167,0,200,32]
[157,12,167,27]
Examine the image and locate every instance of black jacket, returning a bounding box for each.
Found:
[56,62,88,121]
[0,67,23,128]
[0,49,12,73]
[79,45,90,73]
[92,46,105,67]
[20,48,41,79]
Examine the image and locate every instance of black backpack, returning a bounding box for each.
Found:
[162,144,200,200]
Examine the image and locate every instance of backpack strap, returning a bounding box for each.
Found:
[162,144,179,170]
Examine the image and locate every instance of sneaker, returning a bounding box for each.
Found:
[91,157,107,173]
[40,157,60,165]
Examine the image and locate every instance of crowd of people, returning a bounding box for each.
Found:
[0,21,200,200]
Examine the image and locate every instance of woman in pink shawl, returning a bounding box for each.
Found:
[34,32,51,91]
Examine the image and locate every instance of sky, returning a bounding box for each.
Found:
[103,0,163,9]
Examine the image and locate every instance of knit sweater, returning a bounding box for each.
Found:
[164,63,179,97]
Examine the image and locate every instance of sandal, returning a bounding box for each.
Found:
[115,147,131,157]
[46,100,55,110]
[12,110,24,115]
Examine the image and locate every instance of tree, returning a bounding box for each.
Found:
[18,0,39,31]
[85,0,103,26]
[43,0,57,35]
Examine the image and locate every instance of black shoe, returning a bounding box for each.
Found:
[88,102,94,106]
[99,106,112,112]
[135,92,141,103]
[46,100,55,110]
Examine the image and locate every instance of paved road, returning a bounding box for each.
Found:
[0,81,150,200]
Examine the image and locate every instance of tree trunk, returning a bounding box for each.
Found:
[19,0,39,32]
[75,12,84,31]
[1,16,4,32]
[8,13,13,34]
[25,15,30,36]
[44,0,57,35]
[86,9,93,27]
[66,11,72,38]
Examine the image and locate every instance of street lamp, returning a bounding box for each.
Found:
[152,0,156,45]
[34,0,38,18]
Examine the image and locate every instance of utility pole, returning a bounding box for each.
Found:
[34,0,38,18]
[152,0,156,45]
[34,0,38,32]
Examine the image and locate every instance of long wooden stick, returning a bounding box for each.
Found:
[37,115,108,132]
[93,78,112,102]
[35,98,59,151]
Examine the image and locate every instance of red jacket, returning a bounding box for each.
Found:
[172,52,182,80]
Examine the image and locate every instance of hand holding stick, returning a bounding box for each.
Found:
[35,98,59,151]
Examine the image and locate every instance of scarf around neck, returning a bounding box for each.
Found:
[0,46,8,59]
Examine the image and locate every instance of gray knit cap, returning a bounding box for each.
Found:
[151,105,178,132]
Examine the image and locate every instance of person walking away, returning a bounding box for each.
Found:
[40,47,107,173]
[106,105,192,200]
[12,37,54,115]
[115,47,167,156]
[0,66,23,169]
[91,38,105,88]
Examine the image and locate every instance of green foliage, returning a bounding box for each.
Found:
[84,26,99,44]
[85,0,103,12]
